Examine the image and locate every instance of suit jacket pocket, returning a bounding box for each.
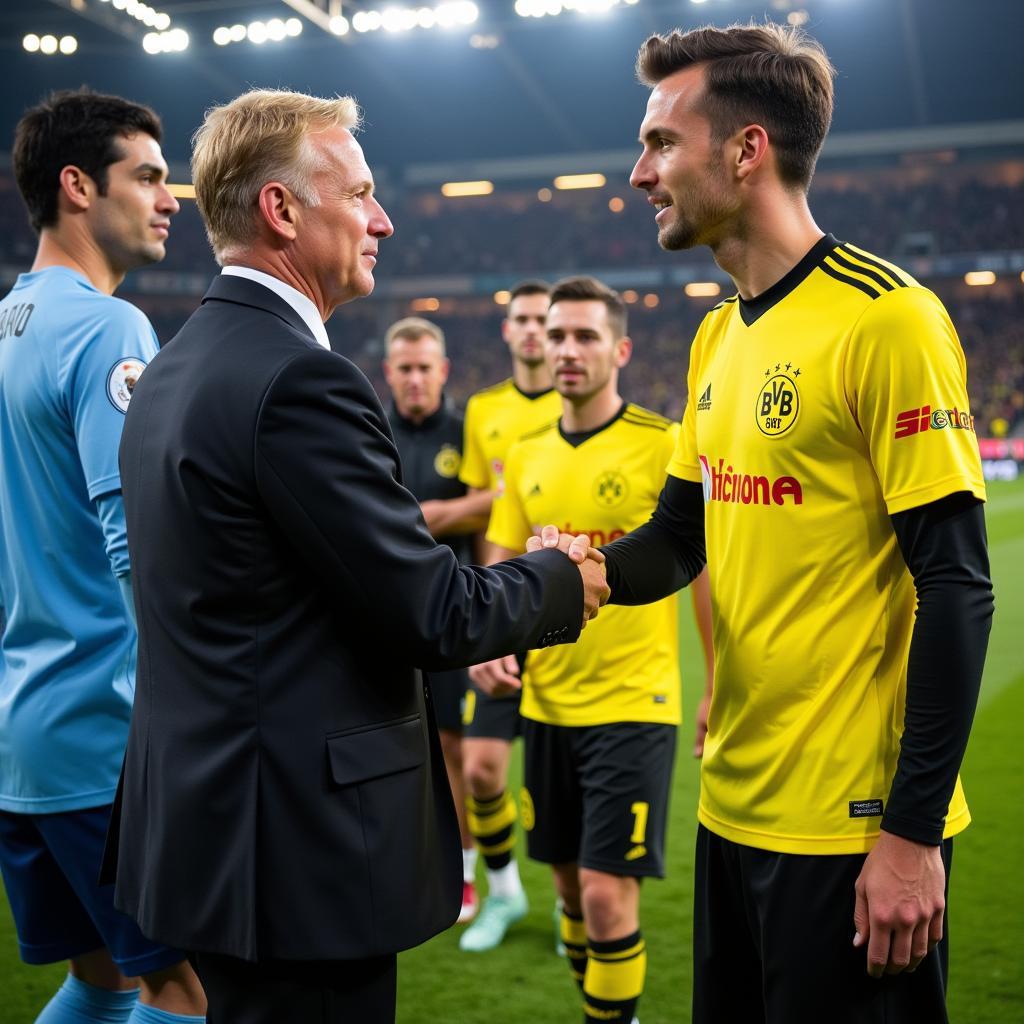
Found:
[326,713,425,787]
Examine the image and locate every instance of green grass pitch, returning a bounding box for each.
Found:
[2,477,1022,1022]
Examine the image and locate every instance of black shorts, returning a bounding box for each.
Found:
[693,823,953,1024]
[424,668,468,733]
[461,686,522,741]
[521,719,676,878]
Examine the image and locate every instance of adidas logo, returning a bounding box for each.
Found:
[696,383,712,412]
[528,483,543,498]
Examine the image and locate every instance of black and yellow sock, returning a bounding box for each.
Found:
[560,908,588,991]
[466,790,517,870]
[582,930,646,1022]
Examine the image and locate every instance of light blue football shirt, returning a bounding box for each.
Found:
[0,267,158,813]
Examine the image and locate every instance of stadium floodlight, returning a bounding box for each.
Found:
[248,21,268,43]
[143,32,161,52]
[643,293,660,308]
[213,26,232,45]
[154,13,170,30]
[166,183,197,199]
[622,289,638,303]
[266,18,287,41]
[59,35,78,54]
[608,196,625,212]
[40,34,59,54]
[685,282,721,297]
[286,18,303,36]
[230,23,246,41]
[417,7,437,27]
[113,0,128,9]
[554,173,606,190]
[167,28,189,50]
[22,34,40,52]
[329,14,350,34]
[441,180,494,197]
[493,290,511,304]
[964,271,996,286]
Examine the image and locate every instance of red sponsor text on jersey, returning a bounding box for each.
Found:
[894,404,975,440]
[699,456,803,506]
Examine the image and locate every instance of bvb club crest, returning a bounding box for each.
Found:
[593,469,629,508]
[755,363,801,437]
[434,444,461,479]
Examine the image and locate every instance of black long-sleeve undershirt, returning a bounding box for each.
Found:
[602,480,993,847]
[602,476,706,603]
[885,492,993,845]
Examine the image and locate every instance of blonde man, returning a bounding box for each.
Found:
[105,90,608,1024]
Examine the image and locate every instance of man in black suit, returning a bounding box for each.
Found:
[106,89,609,1024]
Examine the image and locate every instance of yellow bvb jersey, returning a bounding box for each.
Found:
[459,378,562,493]
[669,235,986,855]
[489,404,682,728]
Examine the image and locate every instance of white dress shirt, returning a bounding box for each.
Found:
[221,265,331,351]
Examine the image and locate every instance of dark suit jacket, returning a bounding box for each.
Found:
[108,275,581,962]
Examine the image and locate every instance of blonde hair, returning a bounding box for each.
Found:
[191,89,361,260]
[385,317,447,356]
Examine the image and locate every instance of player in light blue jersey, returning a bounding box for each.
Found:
[0,90,206,1024]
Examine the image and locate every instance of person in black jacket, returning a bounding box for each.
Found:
[105,88,609,1024]
[382,315,488,924]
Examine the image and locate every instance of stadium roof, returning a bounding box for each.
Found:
[2,0,1021,179]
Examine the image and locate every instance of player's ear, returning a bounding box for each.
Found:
[615,336,633,369]
[257,181,299,243]
[57,165,93,214]
[733,124,770,182]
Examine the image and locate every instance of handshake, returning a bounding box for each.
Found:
[525,524,610,628]
[470,526,610,699]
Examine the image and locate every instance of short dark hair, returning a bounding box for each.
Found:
[13,88,163,233]
[549,276,627,339]
[508,280,550,307]
[636,22,835,190]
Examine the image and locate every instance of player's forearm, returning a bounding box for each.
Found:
[421,490,494,538]
[602,477,706,605]
[883,493,993,845]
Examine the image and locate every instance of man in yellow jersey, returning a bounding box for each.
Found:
[585,22,993,1024]
[474,276,714,1024]
[458,282,563,952]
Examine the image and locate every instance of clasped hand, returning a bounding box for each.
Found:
[468,527,610,697]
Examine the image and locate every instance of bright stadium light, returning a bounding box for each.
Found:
[286,18,303,36]
[441,180,494,197]
[59,35,78,54]
[154,13,170,30]
[167,183,197,199]
[266,18,287,41]
[213,26,232,45]
[23,34,40,52]
[248,20,268,43]
[685,282,722,298]
[230,23,246,41]
[554,173,606,190]
[40,35,59,54]
[493,290,511,305]
[143,32,161,52]
[964,271,996,286]
[418,7,437,26]
[330,14,351,34]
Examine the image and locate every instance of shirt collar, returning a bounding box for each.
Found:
[221,266,330,350]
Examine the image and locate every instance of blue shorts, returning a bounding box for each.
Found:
[0,804,185,975]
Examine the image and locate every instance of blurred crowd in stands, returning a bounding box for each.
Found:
[1,161,1021,435]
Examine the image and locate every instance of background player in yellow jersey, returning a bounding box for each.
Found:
[583,22,994,1024]
[474,276,714,1024]
[458,283,563,952]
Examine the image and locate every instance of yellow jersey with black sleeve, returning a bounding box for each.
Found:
[667,234,986,856]
[459,378,561,493]
[489,403,681,728]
